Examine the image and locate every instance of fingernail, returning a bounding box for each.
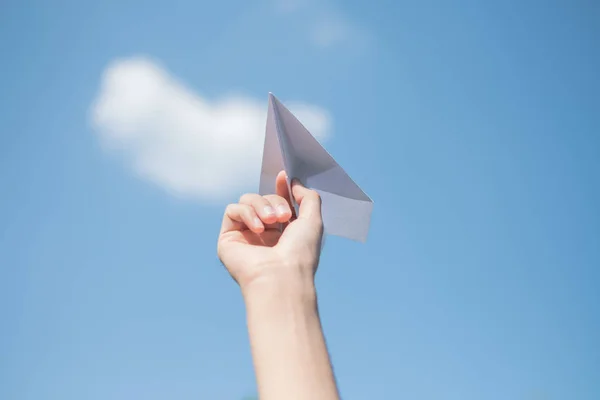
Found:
[276,205,288,216]
[254,217,262,227]
[264,206,275,216]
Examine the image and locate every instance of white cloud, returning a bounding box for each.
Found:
[90,57,331,201]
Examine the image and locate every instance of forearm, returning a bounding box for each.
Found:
[243,275,339,400]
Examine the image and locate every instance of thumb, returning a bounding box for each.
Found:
[291,179,322,223]
[279,179,324,259]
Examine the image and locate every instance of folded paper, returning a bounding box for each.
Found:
[259,93,373,242]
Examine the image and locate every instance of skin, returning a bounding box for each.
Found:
[217,170,340,400]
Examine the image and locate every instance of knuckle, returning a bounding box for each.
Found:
[305,189,321,204]
[238,193,258,203]
[236,203,249,214]
[243,204,257,218]
[311,190,321,202]
[264,194,284,204]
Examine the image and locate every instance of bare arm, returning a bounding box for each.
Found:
[243,276,338,399]
[217,171,339,400]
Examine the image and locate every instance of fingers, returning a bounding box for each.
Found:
[220,193,294,235]
[275,170,293,212]
[291,179,322,223]
[221,204,264,234]
[263,194,293,223]
[239,193,293,224]
[239,193,278,224]
[278,179,324,261]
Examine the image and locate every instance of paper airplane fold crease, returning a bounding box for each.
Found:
[259,93,373,242]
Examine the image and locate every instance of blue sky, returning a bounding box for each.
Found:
[1,0,599,399]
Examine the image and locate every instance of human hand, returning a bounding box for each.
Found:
[219,172,338,400]
[217,170,324,291]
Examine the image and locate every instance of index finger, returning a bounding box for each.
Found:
[275,170,293,213]
[220,204,264,235]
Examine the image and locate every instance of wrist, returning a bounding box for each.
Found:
[241,263,317,307]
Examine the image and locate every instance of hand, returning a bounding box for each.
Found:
[218,171,338,400]
[217,170,324,290]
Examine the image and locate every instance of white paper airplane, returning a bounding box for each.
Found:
[259,93,373,242]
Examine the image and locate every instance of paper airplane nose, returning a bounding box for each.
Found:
[259,93,373,242]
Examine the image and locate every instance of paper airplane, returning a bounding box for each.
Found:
[259,93,373,242]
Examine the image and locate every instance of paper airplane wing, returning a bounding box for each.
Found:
[259,93,373,242]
